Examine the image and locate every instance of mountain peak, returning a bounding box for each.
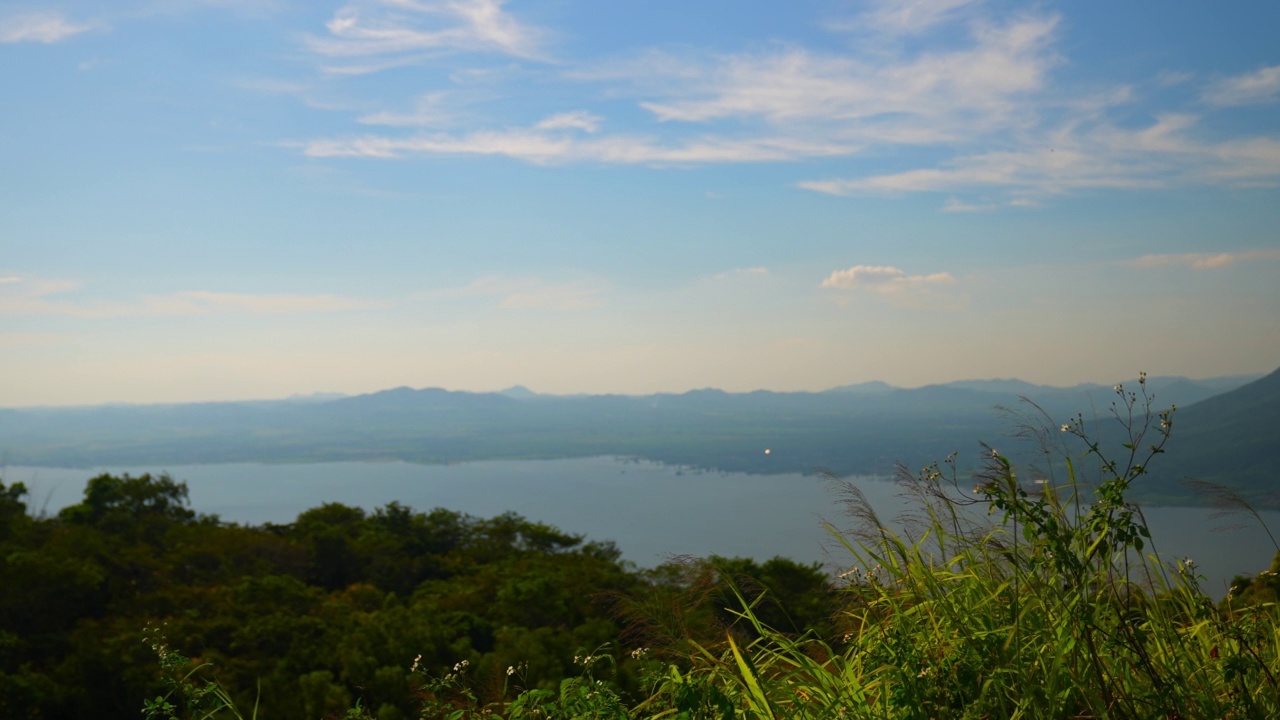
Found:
[824,381,896,395]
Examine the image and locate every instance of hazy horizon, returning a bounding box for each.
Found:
[0,368,1269,410]
[3,1,1279,406]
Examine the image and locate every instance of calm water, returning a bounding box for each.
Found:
[9,457,1276,597]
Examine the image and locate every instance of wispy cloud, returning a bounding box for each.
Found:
[299,126,855,165]
[1126,249,1280,270]
[305,0,545,70]
[535,111,602,133]
[440,276,604,310]
[297,10,1054,169]
[801,113,1280,198]
[0,12,90,44]
[821,265,955,290]
[0,278,384,318]
[289,2,1280,203]
[231,77,356,111]
[1204,65,1280,107]
[844,0,985,36]
[357,92,455,127]
[820,264,962,310]
[637,15,1057,131]
[801,147,1159,197]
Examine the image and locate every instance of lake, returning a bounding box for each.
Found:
[8,457,1276,598]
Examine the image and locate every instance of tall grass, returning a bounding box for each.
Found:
[144,377,1280,718]
[668,377,1280,719]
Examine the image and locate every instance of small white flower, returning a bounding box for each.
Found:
[507,665,515,676]
[1060,424,1070,432]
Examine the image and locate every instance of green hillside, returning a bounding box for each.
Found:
[1145,366,1280,506]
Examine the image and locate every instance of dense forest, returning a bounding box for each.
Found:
[0,473,837,719]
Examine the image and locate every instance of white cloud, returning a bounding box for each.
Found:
[306,0,544,68]
[1206,137,1280,183]
[820,265,961,310]
[1204,65,1280,107]
[801,147,1159,197]
[1126,249,1280,270]
[820,265,955,290]
[289,2,1280,202]
[800,113,1280,198]
[299,127,856,165]
[535,111,602,133]
[303,11,1056,169]
[0,12,89,44]
[854,0,984,35]
[637,15,1057,130]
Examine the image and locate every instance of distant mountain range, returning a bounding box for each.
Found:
[1,371,1275,507]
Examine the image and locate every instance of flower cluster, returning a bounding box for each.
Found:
[440,659,470,682]
[839,563,885,584]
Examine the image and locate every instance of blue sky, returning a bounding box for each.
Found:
[2,0,1279,405]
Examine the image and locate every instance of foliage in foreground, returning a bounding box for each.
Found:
[0,470,834,719]
[135,378,1280,719]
